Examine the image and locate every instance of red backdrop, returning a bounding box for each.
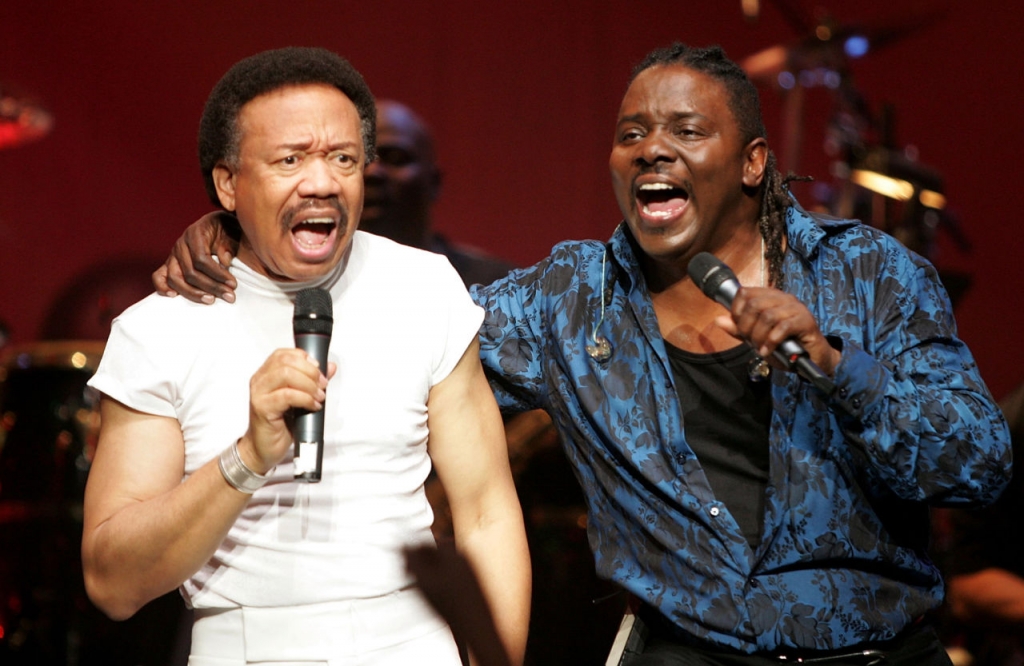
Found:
[2,0,1021,398]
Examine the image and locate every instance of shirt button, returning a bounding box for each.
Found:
[675,453,686,465]
[852,398,862,409]
[838,387,849,398]
[749,578,760,589]
[709,506,721,517]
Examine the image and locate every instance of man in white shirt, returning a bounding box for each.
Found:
[81,46,530,666]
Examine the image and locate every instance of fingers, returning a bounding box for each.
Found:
[157,214,240,305]
[183,220,236,286]
[245,349,329,470]
[729,287,820,359]
[208,211,241,267]
[152,265,176,298]
[214,246,236,278]
[158,255,207,304]
[156,241,212,305]
[713,314,740,338]
[175,235,236,305]
[250,349,328,415]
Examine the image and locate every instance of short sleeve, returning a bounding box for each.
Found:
[428,257,485,387]
[87,297,180,418]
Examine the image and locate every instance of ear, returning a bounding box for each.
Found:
[212,162,238,211]
[742,138,768,189]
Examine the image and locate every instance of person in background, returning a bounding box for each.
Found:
[363,99,515,287]
[942,381,1024,666]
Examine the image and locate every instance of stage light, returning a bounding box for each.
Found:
[919,189,947,210]
[851,169,914,201]
[844,35,870,59]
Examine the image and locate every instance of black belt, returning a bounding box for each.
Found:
[637,604,932,665]
[774,650,886,665]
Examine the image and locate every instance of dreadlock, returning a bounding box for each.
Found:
[633,43,807,287]
[758,151,811,287]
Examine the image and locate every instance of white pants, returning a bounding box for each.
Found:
[187,588,462,666]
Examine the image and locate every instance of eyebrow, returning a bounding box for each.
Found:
[275,139,362,152]
[617,111,707,125]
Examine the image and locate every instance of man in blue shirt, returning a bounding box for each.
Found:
[155,43,1010,665]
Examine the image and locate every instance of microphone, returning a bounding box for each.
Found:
[292,287,334,482]
[687,252,835,396]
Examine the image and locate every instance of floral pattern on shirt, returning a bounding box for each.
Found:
[470,203,1011,653]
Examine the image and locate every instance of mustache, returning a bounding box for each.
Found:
[281,197,346,230]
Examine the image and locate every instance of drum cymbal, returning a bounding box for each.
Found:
[741,5,949,86]
[0,83,53,150]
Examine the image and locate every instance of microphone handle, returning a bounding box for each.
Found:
[716,279,836,396]
[294,332,330,482]
[773,339,836,396]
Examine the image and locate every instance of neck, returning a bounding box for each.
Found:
[639,223,764,295]
[642,222,765,353]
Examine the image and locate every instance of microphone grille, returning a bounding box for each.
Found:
[293,287,333,335]
[686,253,726,296]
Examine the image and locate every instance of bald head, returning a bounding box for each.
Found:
[378,100,436,163]
[361,100,442,249]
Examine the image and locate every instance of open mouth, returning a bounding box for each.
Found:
[636,182,689,218]
[292,217,337,249]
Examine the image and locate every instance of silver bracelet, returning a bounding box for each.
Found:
[218,440,271,494]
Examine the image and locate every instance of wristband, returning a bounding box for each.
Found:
[218,440,271,494]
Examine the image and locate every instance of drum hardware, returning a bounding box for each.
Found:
[0,341,103,664]
[740,3,970,283]
[740,5,946,172]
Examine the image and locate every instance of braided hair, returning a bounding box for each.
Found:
[631,43,802,287]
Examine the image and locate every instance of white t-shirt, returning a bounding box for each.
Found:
[89,231,484,609]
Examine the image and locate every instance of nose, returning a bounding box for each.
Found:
[636,128,675,166]
[297,155,342,198]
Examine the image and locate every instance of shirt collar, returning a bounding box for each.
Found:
[606,197,858,283]
[784,199,858,260]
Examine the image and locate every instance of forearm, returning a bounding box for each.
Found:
[428,339,532,664]
[948,568,1024,626]
[82,453,250,620]
[456,506,532,666]
[830,340,1011,504]
[83,343,324,620]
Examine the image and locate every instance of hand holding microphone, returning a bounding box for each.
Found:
[687,252,837,396]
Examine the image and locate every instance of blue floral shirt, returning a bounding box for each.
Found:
[470,204,1011,653]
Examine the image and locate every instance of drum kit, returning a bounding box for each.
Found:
[0,341,193,666]
[739,1,969,275]
[0,341,112,665]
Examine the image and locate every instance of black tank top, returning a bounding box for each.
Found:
[664,341,772,550]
